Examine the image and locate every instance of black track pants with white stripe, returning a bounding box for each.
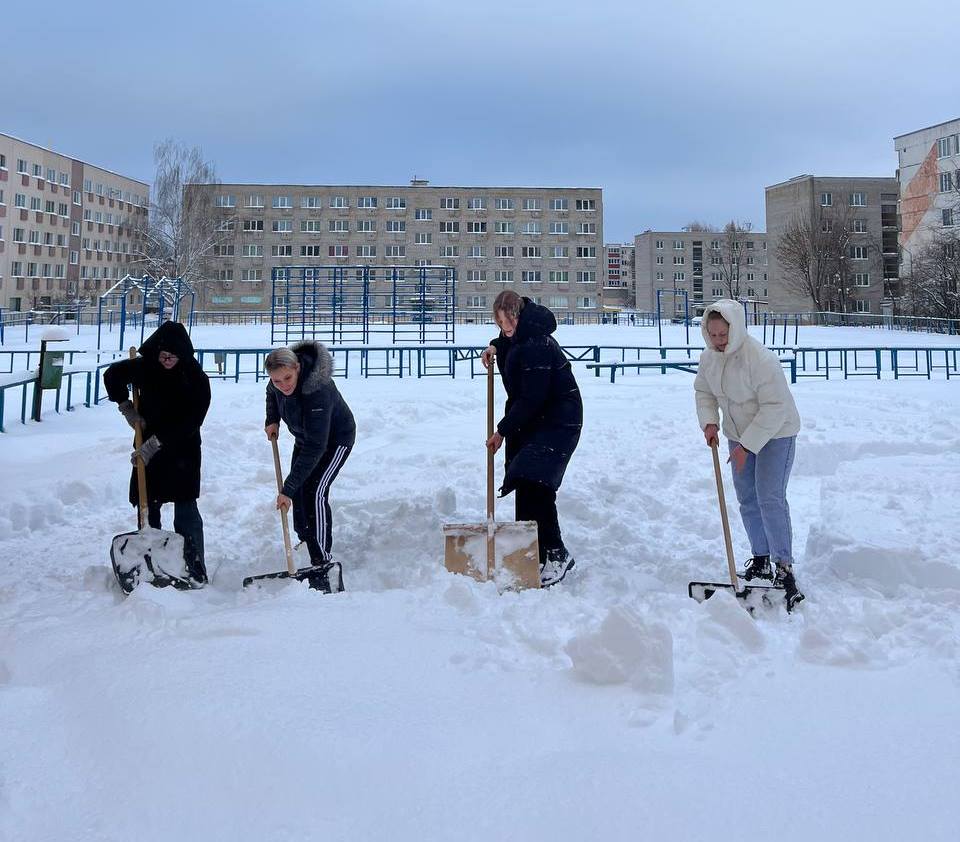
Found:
[291,442,352,565]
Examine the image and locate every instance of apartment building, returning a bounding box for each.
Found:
[895,117,960,274]
[634,229,769,314]
[190,181,603,318]
[766,175,899,314]
[0,132,149,313]
[602,244,634,310]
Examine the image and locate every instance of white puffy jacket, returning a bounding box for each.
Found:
[694,299,801,454]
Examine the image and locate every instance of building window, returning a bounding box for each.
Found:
[853,219,867,234]
[242,244,263,257]
[216,195,236,208]
[943,208,955,227]
[415,208,432,220]
[849,245,868,259]
[577,222,596,235]
[356,219,375,233]
[549,271,569,283]
[550,222,568,235]
[214,244,235,256]
[849,192,866,207]
[272,220,293,233]
[357,244,377,258]
[655,239,664,249]
[440,221,460,234]
[301,220,322,233]
[244,194,264,208]
[576,246,596,258]
[575,199,596,212]
[358,196,377,209]
[467,197,485,210]
[467,270,487,282]
[329,245,348,257]
[673,240,684,250]
[241,269,263,281]
[415,232,432,245]
[440,245,458,258]
[495,270,513,283]
[577,271,596,283]
[522,222,541,235]
[521,271,542,283]
[673,255,685,265]
[301,245,323,257]
[467,221,487,234]
[495,221,514,235]
[272,245,293,257]
[386,197,406,210]
[855,299,870,313]
[523,198,542,212]
[552,246,569,258]
[301,196,322,209]
[522,246,542,259]
[331,195,349,209]
[441,197,460,210]
[495,245,514,258]
[939,172,954,193]
[469,245,485,258]
[854,273,870,286]
[937,135,958,158]
[329,219,349,233]
[242,219,264,232]
[550,198,568,212]
[385,245,405,258]
[272,196,292,209]
[820,192,833,207]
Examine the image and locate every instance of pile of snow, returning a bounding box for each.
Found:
[1,325,959,840]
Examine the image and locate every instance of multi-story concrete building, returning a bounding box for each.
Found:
[190,180,603,319]
[0,132,148,313]
[634,229,769,314]
[895,117,960,274]
[766,175,899,314]
[602,244,634,311]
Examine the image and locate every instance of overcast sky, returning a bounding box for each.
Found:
[4,0,958,240]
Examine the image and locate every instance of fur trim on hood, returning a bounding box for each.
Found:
[139,320,195,361]
[290,340,333,394]
[700,299,747,355]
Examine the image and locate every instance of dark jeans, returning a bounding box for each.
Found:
[291,443,352,564]
[514,480,562,559]
[148,499,205,579]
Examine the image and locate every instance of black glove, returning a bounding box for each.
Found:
[131,435,162,466]
[118,400,143,430]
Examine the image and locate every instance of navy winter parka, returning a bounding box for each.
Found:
[490,299,582,496]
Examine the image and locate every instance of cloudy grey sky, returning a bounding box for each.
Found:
[4,0,957,240]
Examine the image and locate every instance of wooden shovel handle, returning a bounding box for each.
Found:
[486,363,496,578]
[271,435,297,575]
[711,441,739,590]
[129,347,149,530]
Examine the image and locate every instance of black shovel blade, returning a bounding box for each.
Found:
[243,561,343,594]
[688,581,785,612]
[110,528,195,594]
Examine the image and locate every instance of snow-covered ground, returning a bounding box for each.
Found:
[1,323,959,841]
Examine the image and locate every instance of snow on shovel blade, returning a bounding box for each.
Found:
[110,527,192,594]
[242,561,343,593]
[688,581,785,612]
[442,520,540,591]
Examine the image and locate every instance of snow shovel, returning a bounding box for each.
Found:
[688,441,783,611]
[442,363,540,590]
[242,435,342,592]
[110,348,193,594]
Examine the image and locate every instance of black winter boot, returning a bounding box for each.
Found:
[739,554,773,582]
[540,547,575,588]
[775,562,805,612]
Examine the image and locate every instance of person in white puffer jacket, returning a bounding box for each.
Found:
[694,299,805,610]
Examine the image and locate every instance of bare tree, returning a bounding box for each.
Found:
[132,139,232,306]
[902,231,960,319]
[711,220,753,299]
[682,220,717,233]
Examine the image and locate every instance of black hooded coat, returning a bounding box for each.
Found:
[490,299,583,496]
[103,321,211,505]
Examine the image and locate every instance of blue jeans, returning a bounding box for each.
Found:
[728,436,796,565]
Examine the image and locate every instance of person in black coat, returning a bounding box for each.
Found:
[481,291,583,587]
[103,320,211,584]
[264,342,356,584]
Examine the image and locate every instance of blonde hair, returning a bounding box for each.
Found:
[264,347,299,372]
[493,290,524,320]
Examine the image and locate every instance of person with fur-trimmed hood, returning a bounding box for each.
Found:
[103,320,211,585]
[481,291,583,587]
[264,342,356,589]
[694,299,804,610]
